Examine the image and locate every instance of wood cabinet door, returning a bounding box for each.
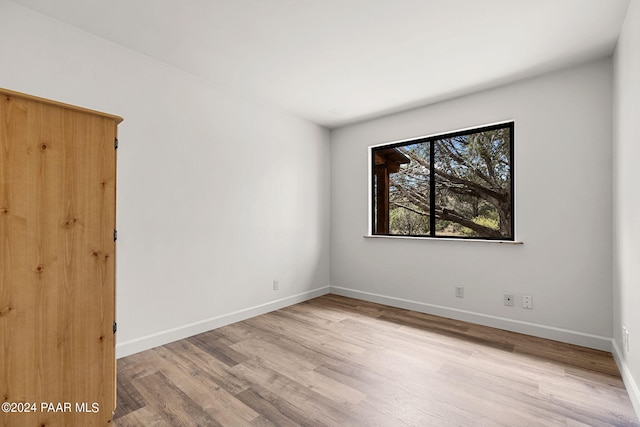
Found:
[1,89,120,426]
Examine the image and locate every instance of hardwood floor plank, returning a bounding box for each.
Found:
[114,367,146,418]
[113,405,168,427]
[238,343,367,406]
[114,295,640,426]
[151,345,260,426]
[435,362,571,426]
[235,388,303,427]
[230,361,361,426]
[132,371,224,426]
[515,338,620,376]
[538,376,638,425]
[186,332,250,367]
[163,338,253,395]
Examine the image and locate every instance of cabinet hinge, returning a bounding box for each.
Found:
[113,321,117,334]
[114,137,118,150]
[114,229,117,242]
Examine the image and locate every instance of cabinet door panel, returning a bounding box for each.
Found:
[1,91,117,427]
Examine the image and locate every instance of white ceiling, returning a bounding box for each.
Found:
[10,0,630,128]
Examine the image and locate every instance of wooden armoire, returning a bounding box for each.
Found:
[0,88,121,426]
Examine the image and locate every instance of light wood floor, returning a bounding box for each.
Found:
[114,295,639,426]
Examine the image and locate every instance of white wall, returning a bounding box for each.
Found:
[0,1,331,357]
[613,0,640,415]
[331,59,613,350]
[0,0,628,371]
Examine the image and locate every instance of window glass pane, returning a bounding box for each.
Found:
[371,122,513,240]
[433,128,512,238]
[388,143,430,235]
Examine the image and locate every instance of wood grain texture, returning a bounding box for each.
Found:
[114,295,639,426]
[0,88,119,426]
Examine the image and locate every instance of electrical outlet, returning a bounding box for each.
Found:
[504,294,514,306]
[522,295,533,309]
[623,326,630,352]
[273,280,279,291]
[455,286,464,298]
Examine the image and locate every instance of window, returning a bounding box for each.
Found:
[371,122,514,240]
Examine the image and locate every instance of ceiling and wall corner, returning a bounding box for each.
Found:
[7,0,630,128]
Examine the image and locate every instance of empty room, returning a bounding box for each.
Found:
[1,0,639,426]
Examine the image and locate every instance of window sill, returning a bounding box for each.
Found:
[363,235,524,244]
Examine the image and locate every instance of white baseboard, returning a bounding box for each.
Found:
[117,284,612,357]
[116,286,330,358]
[612,340,640,421]
[330,286,613,352]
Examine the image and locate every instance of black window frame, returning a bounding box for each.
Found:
[370,121,515,241]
